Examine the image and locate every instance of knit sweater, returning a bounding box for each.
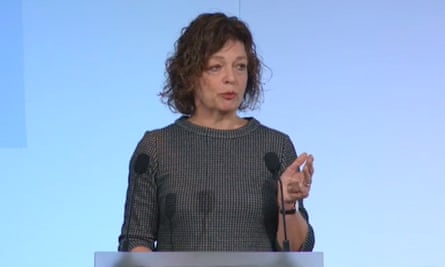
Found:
[118,117,314,251]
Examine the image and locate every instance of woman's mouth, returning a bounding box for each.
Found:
[221,92,236,100]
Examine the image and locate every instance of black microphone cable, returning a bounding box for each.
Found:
[165,193,177,250]
[264,152,291,251]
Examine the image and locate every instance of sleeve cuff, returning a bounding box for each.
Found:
[299,223,315,251]
[118,238,155,252]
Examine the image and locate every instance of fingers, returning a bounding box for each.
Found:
[302,154,314,184]
[303,158,314,185]
[287,153,314,172]
[287,153,308,172]
[285,182,310,200]
[304,154,314,175]
[282,153,314,202]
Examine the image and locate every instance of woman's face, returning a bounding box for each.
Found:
[193,40,248,117]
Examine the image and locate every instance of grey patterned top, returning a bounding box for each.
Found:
[118,117,315,251]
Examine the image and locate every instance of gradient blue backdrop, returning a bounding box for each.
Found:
[1,0,26,147]
[1,1,444,267]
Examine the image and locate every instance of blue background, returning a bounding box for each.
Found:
[1,1,444,267]
[1,0,26,147]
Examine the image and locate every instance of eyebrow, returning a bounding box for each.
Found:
[209,55,248,61]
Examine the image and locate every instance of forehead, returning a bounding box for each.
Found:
[209,40,247,59]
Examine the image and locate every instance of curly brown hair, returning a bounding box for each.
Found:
[160,12,263,115]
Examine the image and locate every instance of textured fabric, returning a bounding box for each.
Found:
[118,116,315,251]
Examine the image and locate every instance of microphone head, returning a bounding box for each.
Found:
[264,152,281,174]
[165,193,177,220]
[134,153,150,174]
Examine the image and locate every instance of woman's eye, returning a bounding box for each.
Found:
[208,65,222,72]
[236,63,247,71]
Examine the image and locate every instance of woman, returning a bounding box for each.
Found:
[118,12,315,252]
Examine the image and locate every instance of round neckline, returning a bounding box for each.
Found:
[175,116,260,138]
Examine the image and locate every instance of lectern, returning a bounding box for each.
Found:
[95,251,323,267]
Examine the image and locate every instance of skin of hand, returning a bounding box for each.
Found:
[278,153,314,208]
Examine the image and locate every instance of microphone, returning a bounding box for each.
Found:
[264,152,290,251]
[197,190,215,244]
[165,193,177,250]
[120,153,150,252]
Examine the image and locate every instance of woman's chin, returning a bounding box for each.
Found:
[217,106,239,114]
[218,102,241,112]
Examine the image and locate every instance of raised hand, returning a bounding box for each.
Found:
[278,153,314,207]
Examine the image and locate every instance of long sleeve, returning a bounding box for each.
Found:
[118,132,159,251]
[298,200,315,251]
[280,136,315,251]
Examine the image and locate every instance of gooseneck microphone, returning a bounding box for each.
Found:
[264,152,290,251]
[165,193,177,250]
[120,153,150,252]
